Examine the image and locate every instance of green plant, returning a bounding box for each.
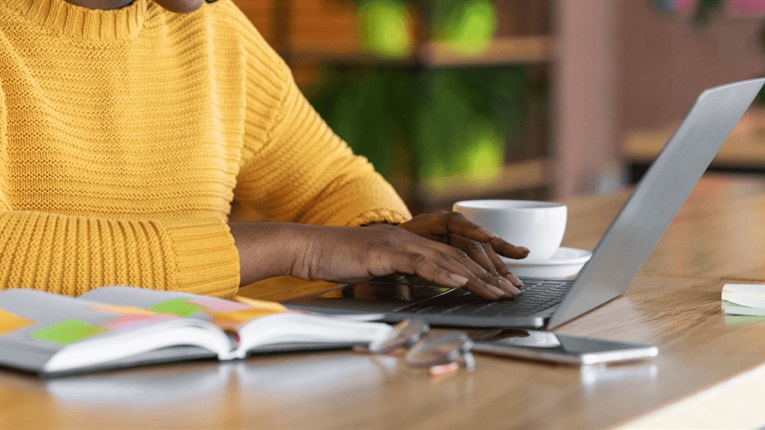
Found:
[356,0,413,58]
[307,0,535,187]
[429,0,497,53]
[306,66,531,182]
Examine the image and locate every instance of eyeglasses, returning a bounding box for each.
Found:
[364,319,475,376]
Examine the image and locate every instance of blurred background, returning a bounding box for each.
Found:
[236,0,765,212]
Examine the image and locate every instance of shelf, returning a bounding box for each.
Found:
[420,35,552,67]
[625,130,765,169]
[286,35,553,67]
[416,158,550,205]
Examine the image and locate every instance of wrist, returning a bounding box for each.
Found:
[229,221,306,285]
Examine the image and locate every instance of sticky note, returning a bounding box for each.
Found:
[0,309,34,336]
[233,296,287,312]
[30,319,104,345]
[189,297,249,312]
[208,308,282,330]
[103,314,177,331]
[89,304,159,316]
[149,298,203,317]
[725,315,765,325]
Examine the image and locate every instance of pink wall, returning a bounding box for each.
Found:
[554,0,619,199]
[618,1,765,131]
[554,0,765,198]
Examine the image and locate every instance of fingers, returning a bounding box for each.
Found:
[482,242,524,289]
[399,211,497,243]
[432,242,520,299]
[392,250,470,289]
[449,232,529,291]
[402,212,531,258]
[384,236,511,300]
[485,236,530,260]
[448,236,522,297]
[299,223,522,302]
[441,211,499,243]
[364,223,523,300]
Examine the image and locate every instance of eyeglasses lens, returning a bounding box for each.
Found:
[367,319,430,354]
[366,319,475,374]
[404,332,474,371]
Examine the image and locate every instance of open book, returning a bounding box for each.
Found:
[0,286,392,376]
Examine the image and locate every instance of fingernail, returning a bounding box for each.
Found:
[518,247,530,255]
[448,273,469,286]
[479,227,498,239]
[488,285,506,298]
[498,278,521,295]
[505,273,524,288]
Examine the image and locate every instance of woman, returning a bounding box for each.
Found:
[0,0,528,299]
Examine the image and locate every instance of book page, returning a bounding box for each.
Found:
[0,289,228,374]
[82,286,284,332]
[82,287,392,359]
[0,289,175,354]
[234,313,392,359]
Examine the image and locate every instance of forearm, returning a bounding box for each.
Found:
[231,221,366,285]
[229,221,302,285]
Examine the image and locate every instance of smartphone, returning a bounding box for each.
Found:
[471,329,658,366]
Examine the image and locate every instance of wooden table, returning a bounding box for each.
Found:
[625,130,765,171]
[624,122,765,189]
[3,174,765,429]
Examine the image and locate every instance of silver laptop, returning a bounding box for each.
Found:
[285,78,765,329]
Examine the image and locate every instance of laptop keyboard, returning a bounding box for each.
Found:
[393,278,573,317]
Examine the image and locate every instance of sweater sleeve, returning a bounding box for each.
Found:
[233,32,411,227]
[0,84,239,296]
[0,213,240,297]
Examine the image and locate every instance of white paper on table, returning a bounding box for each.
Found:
[725,294,765,309]
[722,283,765,303]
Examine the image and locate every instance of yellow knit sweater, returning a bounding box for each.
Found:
[0,0,411,296]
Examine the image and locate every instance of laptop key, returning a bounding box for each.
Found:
[397,280,574,317]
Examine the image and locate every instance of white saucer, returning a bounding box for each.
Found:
[501,247,592,278]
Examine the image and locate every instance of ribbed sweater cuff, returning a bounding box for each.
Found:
[163,218,240,297]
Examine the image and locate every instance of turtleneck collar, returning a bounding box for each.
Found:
[5,0,151,41]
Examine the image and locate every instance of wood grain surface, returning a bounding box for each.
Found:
[2,173,765,429]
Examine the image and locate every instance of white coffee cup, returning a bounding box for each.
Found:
[452,199,567,261]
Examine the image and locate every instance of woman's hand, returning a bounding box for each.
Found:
[229,220,526,300]
[395,211,529,296]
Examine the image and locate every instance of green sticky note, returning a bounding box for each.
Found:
[725,315,765,325]
[30,319,104,345]
[149,298,202,317]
